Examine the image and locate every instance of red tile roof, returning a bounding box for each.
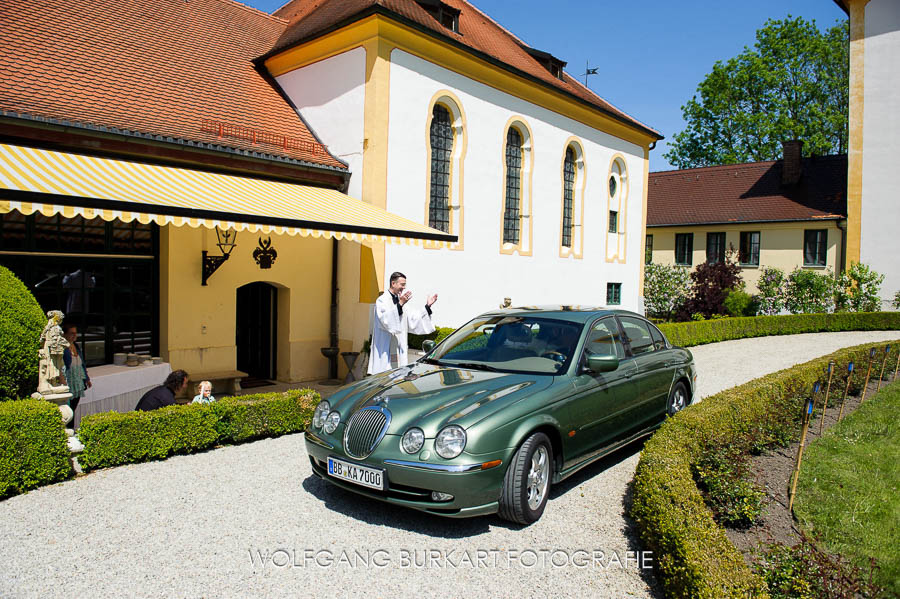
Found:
[0,0,347,170]
[271,0,660,140]
[647,155,848,226]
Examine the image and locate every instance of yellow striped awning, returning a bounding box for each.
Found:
[0,143,456,245]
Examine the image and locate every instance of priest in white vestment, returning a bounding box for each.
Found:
[368,271,438,375]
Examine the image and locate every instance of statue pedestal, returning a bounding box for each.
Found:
[31,389,83,454]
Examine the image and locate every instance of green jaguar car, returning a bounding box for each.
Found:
[305,307,696,524]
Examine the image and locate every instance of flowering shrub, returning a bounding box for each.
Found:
[784,268,836,314]
[757,266,786,315]
[678,251,743,319]
[643,262,692,320]
[834,262,884,312]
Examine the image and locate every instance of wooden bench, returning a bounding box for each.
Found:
[176,369,248,401]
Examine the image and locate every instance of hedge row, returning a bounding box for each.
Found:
[408,326,455,351]
[77,390,320,471]
[0,265,46,402]
[1,400,72,499]
[630,340,898,598]
[659,311,900,348]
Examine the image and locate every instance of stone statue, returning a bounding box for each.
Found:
[37,309,70,395]
[499,297,512,309]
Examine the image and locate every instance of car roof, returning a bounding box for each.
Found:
[476,305,643,324]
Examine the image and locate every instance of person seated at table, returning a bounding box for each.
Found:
[191,380,215,404]
[62,324,91,423]
[135,369,189,411]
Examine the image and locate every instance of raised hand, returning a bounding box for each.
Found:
[399,290,412,305]
[427,293,438,307]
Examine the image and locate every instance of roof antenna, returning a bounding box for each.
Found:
[582,60,598,87]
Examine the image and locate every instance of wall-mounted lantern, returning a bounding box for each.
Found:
[202,228,237,286]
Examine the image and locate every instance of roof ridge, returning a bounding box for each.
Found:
[651,152,848,176]
[459,0,532,48]
[213,0,289,24]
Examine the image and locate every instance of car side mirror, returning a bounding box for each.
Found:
[422,339,436,352]
[585,354,619,374]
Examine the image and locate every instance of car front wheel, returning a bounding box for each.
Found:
[498,432,552,524]
[667,381,690,416]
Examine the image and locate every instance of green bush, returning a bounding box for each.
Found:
[757,266,786,316]
[834,262,884,313]
[0,399,72,499]
[723,289,755,317]
[659,312,900,348]
[408,326,455,350]
[630,341,896,598]
[0,265,46,402]
[644,262,692,320]
[211,390,319,444]
[77,389,319,471]
[784,268,836,314]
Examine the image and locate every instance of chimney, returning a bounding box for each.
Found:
[782,140,803,185]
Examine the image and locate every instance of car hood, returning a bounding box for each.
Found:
[329,361,554,435]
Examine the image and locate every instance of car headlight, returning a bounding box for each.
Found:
[401,428,425,454]
[324,411,341,434]
[434,425,466,459]
[312,400,330,429]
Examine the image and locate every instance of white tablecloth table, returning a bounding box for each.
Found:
[74,362,173,427]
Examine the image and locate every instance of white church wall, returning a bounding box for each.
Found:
[860,0,900,307]
[384,49,647,327]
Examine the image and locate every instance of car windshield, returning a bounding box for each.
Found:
[426,315,583,374]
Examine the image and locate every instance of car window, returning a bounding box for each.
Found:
[648,323,666,351]
[585,318,624,359]
[619,316,655,356]
[432,315,583,374]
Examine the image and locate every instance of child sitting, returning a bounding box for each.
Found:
[191,380,216,404]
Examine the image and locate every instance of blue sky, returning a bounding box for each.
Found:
[247,0,847,172]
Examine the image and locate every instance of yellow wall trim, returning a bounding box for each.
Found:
[558,137,585,259]
[845,0,870,266]
[639,146,650,294]
[423,89,467,251]
[605,153,629,264]
[499,116,534,257]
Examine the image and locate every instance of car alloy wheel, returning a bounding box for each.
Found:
[667,381,689,416]
[498,432,553,524]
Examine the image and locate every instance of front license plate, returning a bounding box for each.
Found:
[327,456,384,491]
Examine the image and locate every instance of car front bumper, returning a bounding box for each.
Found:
[305,429,509,518]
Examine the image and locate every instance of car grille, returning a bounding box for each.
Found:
[343,407,390,459]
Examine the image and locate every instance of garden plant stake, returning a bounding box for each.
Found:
[789,390,816,512]
[875,345,890,392]
[838,361,853,423]
[894,345,900,381]
[861,347,877,403]
[819,360,834,435]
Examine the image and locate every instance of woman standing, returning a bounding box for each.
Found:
[62,323,91,427]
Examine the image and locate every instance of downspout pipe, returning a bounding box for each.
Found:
[320,238,340,380]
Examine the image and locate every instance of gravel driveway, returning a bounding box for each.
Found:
[2,331,898,598]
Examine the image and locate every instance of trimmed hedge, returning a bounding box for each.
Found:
[630,340,899,598]
[659,311,900,348]
[0,265,46,401]
[78,389,320,471]
[1,399,72,499]
[408,326,455,350]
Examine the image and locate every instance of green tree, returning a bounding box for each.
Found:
[664,17,849,169]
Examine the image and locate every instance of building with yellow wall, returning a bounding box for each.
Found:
[1,0,661,391]
[647,143,847,294]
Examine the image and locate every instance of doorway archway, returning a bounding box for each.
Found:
[236,282,277,381]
